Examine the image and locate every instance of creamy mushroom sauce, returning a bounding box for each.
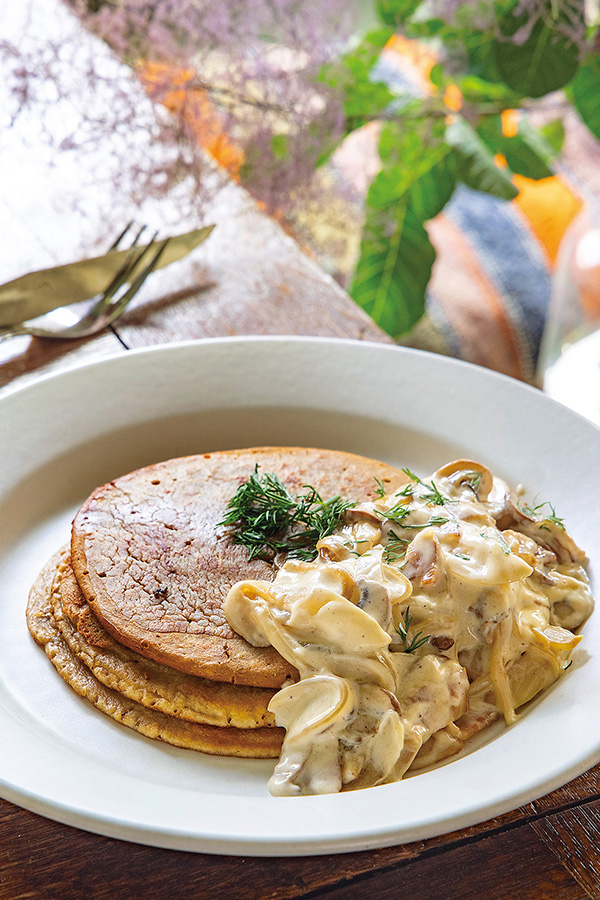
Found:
[224,461,594,796]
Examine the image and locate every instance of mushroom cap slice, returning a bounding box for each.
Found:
[434,459,494,501]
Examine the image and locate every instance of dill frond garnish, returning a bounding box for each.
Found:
[519,500,565,531]
[394,606,429,653]
[424,514,450,527]
[379,505,449,531]
[401,467,421,483]
[401,467,447,506]
[380,500,412,525]
[373,477,388,499]
[396,515,449,529]
[383,530,409,565]
[479,530,511,554]
[464,471,483,494]
[218,467,354,562]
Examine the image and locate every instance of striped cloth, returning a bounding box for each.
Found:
[380,38,600,383]
[423,173,584,382]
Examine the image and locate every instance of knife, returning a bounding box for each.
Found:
[0,224,214,327]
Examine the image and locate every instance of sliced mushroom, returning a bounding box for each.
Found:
[493,492,587,565]
[493,491,532,532]
[356,578,392,630]
[431,635,455,652]
[434,459,494,501]
[402,533,445,589]
[545,565,595,630]
[318,507,382,559]
[344,504,384,527]
[502,529,558,585]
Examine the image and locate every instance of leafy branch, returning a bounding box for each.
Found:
[317,1,599,338]
[62,0,600,341]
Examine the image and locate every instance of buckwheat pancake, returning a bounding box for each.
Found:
[54,549,277,729]
[71,447,407,688]
[27,552,284,758]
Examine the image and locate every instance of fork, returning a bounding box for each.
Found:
[0,224,169,342]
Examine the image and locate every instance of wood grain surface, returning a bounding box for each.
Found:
[1,177,600,900]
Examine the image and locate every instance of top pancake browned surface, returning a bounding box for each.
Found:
[71,447,406,687]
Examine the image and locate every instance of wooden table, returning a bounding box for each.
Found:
[1,177,600,900]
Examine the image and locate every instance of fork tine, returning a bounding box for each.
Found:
[103,238,170,326]
[89,234,160,316]
[108,221,135,252]
[105,226,157,297]
[131,224,151,247]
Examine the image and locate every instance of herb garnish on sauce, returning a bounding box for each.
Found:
[394,606,429,653]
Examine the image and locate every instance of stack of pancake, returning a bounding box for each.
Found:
[27,447,405,759]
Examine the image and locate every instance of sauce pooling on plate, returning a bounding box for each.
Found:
[224,460,594,796]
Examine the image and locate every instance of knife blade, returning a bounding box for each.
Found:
[0,224,214,327]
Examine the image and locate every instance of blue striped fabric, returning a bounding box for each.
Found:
[444,186,552,364]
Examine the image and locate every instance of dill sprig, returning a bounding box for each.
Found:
[373,476,388,499]
[394,607,429,653]
[381,500,412,525]
[380,507,449,530]
[401,467,447,506]
[218,467,354,562]
[422,514,450,528]
[479,530,512,555]
[464,471,483,494]
[519,500,565,531]
[402,467,425,483]
[383,529,409,564]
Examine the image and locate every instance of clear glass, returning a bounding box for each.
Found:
[537,202,600,426]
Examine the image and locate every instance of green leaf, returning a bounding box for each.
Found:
[571,56,600,140]
[379,101,447,158]
[429,63,445,88]
[456,74,522,105]
[370,134,457,218]
[503,139,554,180]
[413,17,445,36]
[351,124,457,338]
[539,118,565,154]
[318,29,394,130]
[476,114,504,145]
[447,117,518,199]
[456,28,502,83]
[477,114,556,180]
[376,0,420,28]
[513,116,557,171]
[351,200,435,337]
[493,3,581,98]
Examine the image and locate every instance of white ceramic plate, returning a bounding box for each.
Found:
[1,337,599,856]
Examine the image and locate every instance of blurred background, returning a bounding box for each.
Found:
[2,0,600,393]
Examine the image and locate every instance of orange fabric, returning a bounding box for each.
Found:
[490,141,582,267]
[511,174,583,266]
